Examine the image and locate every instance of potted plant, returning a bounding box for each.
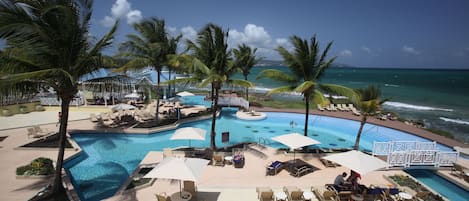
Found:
[19,105,29,114]
[2,108,12,116]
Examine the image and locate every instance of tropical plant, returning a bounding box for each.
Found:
[117,17,181,125]
[353,85,388,150]
[177,24,252,150]
[0,0,117,198]
[258,35,356,136]
[233,44,260,100]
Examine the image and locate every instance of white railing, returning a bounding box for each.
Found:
[40,97,84,106]
[218,96,249,109]
[374,141,458,168]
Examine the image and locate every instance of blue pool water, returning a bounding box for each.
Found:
[406,169,469,201]
[64,96,453,200]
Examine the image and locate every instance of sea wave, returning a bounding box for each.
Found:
[384,101,454,112]
[384,84,400,87]
[439,117,469,125]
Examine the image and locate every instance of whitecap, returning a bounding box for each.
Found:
[439,117,469,125]
[384,101,454,112]
[384,84,400,87]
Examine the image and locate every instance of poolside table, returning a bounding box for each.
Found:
[302,191,313,201]
[224,156,233,165]
[274,191,287,201]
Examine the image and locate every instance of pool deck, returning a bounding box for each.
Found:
[0,105,468,200]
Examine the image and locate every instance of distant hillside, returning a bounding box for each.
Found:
[256,60,354,68]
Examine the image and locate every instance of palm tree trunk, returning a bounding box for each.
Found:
[244,75,249,101]
[210,86,219,150]
[304,95,310,136]
[354,115,367,150]
[168,70,172,97]
[51,97,71,195]
[155,68,161,126]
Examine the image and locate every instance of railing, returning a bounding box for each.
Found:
[218,96,249,109]
[39,97,84,106]
[374,141,458,168]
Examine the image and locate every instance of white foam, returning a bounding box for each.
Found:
[384,84,399,87]
[384,101,454,112]
[439,117,469,125]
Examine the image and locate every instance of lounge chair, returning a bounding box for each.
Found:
[183,180,197,200]
[336,104,345,111]
[341,104,351,111]
[283,186,300,197]
[290,165,313,177]
[351,108,361,116]
[320,158,337,168]
[329,104,337,111]
[212,154,225,166]
[155,193,172,201]
[317,104,325,111]
[266,161,284,176]
[256,187,274,201]
[90,113,100,122]
[27,127,47,138]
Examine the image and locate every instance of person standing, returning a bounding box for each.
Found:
[56,112,62,127]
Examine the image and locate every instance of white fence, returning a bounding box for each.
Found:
[373,141,459,168]
[218,97,249,109]
[39,97,84,106]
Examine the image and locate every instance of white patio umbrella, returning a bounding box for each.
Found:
[170,127,206,147]
[322,150,389,175]
[271,133,321,161]
[176,91,195,97]
[111,103,136,112]
[143,157,209,197]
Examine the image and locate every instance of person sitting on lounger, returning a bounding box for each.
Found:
[333,172,348,191]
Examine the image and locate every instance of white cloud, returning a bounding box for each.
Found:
[126,10,142,24]
[228,24,272,48]
[340,49,353,57]
[181,26,197,41]
[361,46,371,53]
[167,26,177,35]
[100,0,142,27]
[402,45,420,55]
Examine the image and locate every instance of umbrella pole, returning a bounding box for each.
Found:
[179,180,182,197]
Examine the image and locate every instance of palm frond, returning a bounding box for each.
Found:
[257,69,296,83]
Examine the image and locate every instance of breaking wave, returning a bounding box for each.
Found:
[439,117,469,125]
[384,101,454,112]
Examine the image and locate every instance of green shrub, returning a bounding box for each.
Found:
[16,157,54,176]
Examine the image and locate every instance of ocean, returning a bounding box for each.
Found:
[231,66,469,143]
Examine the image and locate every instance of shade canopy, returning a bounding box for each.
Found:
[271,133,320,149]
[322,150,389,175]
[143,157,209,181]
[171,127,206,141]
[111,103,136,112]
[177,91,195,97]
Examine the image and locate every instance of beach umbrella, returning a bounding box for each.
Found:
[111,103,136,112]
[177,91,195,97]
[143,157,209,197]
[322,150,389,175]
[271,133,321,161]
[170,127,206,147]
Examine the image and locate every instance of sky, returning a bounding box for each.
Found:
[3,0,469,69]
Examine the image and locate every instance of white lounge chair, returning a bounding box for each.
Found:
[336,104,345,111]
[351,107,361,116]
[329,104,337,111]
[90,113,100,122]
[317,104,325,111]
[341,104,351,111]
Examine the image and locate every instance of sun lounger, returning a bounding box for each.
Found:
[320,158,337,168]
[329,104,337,111]
[290,165,314,177]
[266,161,284,176]
[183,180,197,200]
[212,154,225,166]
[90,113,100,122]
[351,108,361,116]
[256,187,274,201]
[336,104,345,111]
[27,127,47,138]
[283,186,300,197]
[317,104,325,111]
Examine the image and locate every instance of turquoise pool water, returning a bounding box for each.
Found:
[64,107,452,201]
[406,169,469,201]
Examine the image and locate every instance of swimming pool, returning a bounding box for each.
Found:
[64,108,452,201]
[406,169,469,201]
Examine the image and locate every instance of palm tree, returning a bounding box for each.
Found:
[258,35,356,136]
[185,24,252,150]
[233,44,260,100]
[0,0,117,198]
[353,85,388,150]
[117,17,181,125]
